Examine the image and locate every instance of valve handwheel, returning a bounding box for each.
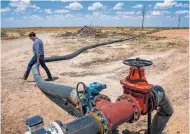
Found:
[76,82,87,99]
[76,82,87,113]
[123,58,153,67]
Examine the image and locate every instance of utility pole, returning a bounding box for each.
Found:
[142,5,146,30]
[178,16,181,28]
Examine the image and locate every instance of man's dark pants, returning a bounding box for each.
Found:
[24,55,52,80]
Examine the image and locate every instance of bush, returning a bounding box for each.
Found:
[1,31,6,37]
[18,29,25,36]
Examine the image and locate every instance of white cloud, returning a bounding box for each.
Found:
[148,10,170,16]
[169,17,177,20]
[0,7,11,12]
[60,0,79,2]
[88,2,103,11]
[175,10,189,14]
[175,3,189,8]
[46,14,77,21]
[132,4,143,8]
[151,11,161,16]
[165,16,171,19]
[122,16,130,18]
[45,9,52,14]
[29,14,43,20]
[55,9,69,13]
[113,2,124,10]
[162,10,170,14]
[154,0,177,9]
[125,11,135,15]
[155,1,189,9]
[55,15,64,18]
[93,11,103,16]
[115,11,135,19]
[65,14,75,18]
[9,0,40,12]
[30,4,40,10]
[9,0,30,12]
[65,2,83,10]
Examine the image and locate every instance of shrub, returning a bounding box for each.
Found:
[1,31,6,37]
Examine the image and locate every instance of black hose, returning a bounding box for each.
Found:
[32,64,84,117]
[32,64,74,100]
[44,29,160,63]
[44,36,138,62]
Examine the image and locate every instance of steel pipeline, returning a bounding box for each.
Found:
[59,114,101,134]
[32,64,83,117]
[32,64,77,104]
[31,65,142,133]
[57,95,141,134]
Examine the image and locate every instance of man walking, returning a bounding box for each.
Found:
[23,32,52,81]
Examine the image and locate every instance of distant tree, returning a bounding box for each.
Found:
[141,5,146,30]
[178,16,181,28]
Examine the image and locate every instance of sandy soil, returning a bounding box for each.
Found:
[1,29,189,134]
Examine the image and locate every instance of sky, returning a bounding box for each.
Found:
[1,0,189,28]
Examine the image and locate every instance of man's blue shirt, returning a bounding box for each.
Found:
[33,38,44,56]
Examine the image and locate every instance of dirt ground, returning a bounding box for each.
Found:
[1,29,189,134]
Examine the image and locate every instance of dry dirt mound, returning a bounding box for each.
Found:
[78,26,99,36]
[57,26,108,38]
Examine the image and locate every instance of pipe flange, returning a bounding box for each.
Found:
[116,95,141,123]
[92,95,111,106]
[91,108,109,134]
[54,120,68,134]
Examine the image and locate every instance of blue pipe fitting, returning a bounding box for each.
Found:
[88,82,107,96]
[79,82,107,114]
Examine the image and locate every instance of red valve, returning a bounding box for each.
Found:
[121,66,154,92]
[120,64,156,114]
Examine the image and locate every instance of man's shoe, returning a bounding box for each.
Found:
[20,76,27,80]
[23,72,29,80]
[45,78,53,81]
[21,75,27,80]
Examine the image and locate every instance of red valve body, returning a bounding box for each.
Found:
[120,66,156,114]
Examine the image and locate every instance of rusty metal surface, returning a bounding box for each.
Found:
[97,99,134,130]
[117,95,141,122]
[93,95,111,109]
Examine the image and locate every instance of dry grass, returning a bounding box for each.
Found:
[1,27,81,35]
[1,27,81,40]
[1,31,25,40]
[1,27,187,40]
